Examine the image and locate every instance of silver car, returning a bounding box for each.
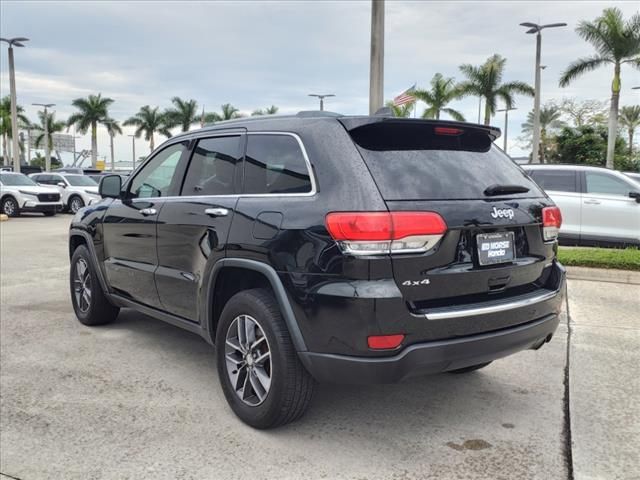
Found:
[523,165,640,246]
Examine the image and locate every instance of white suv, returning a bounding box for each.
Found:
[523,164,640,246]
[0,172,63,217]
[30,172,101,214]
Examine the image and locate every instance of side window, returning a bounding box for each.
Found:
[129,142,187,199]
[244,134,312,194]
[530,170,577,193]
[181,136,241,196]
[585,172,632,197]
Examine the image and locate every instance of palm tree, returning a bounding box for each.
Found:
[458,54,534,125]
[414,73,465,121]
[165,97,199,132]
[124,106,172,151]
[104,119,122,172]
[384,100,415,118]
[201,103,243,124]
[521,104,566,163]
[559,8,640,169]
[32,110,66,151]
[66,93,114,167]
[0,96,30,164]
[251,105,279,116]
[619,105,640,158]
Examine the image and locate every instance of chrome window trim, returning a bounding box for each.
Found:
[129,131,317,202]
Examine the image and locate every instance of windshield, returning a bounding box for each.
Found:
[65,175,98,187]
[0,173,38,187]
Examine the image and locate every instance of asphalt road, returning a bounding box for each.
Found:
[1,215,638,480]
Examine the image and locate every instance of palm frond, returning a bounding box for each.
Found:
[559,55,610,87]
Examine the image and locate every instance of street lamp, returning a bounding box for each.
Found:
[308,94,335,111]
[1,37,29,172]
[520,22,566,163]
[128,134,136,171]
[496,107,517,154]
[32,103,55,172]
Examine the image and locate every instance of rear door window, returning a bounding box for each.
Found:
[585,172,633,197]
[529,170,578,193]
[182,136,242,196]
[243,134,312,194]
[348,122,540,200]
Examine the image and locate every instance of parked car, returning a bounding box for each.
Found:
[522,164,640,246]
[0,171,62,217]
[69,114,566,428]
[30,172,100,213]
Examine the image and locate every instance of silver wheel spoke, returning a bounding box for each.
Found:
[241,370,252,401]
[253,366,271,392]
[225,353,243,366]
[245,317,256,345]
[225,338,242,353]
[237,316,247,348]
[254,351,270,365]
[249,370,266,402]
[250,336,266,350]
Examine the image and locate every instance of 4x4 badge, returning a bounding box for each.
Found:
[402,279,430,286]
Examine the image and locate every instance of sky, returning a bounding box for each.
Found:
[1,0,639,165]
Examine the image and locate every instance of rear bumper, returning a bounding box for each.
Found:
[299,312,561,384]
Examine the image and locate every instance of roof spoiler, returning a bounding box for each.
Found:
[339,117,501,141]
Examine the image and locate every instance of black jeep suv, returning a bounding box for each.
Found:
[68,113,566,428]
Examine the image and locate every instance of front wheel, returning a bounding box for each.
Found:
[216,288,315,429]
[1,197,19,217]
[68,196,85,214]
[70,245,119,326]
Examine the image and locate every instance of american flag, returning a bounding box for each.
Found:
[393,84,416,106]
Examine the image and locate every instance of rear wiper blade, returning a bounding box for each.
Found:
[484,184,530,196]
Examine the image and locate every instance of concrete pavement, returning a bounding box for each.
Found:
[0,214,637,479]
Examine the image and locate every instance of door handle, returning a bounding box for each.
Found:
[205,207,229,217]
[584,199,601,205]
[140,208,157,216]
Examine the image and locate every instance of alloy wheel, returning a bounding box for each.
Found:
[70,198,83,213]
[224,314,272,406]
[2,199,16,216]
[73,258,92,313]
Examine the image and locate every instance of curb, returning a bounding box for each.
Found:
[565,266,640,285]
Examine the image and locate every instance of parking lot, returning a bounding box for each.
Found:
[1,215,638,480]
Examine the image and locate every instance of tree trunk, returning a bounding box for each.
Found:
[2,134,6,165]
[629,129,634,158]
[484,98,491,125]
[540,128,547,164]
[149,134,154,151]
[605,63,621,169]
[91,121,98,168]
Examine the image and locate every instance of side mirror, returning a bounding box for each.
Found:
[57,182,66,188]
[99,175,122,199]
[629,191,640,203]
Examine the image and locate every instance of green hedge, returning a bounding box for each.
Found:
[558,247,640,271]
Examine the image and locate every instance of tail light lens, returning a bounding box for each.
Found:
[542,206,562,241]
[325,211,447,255]
[367,334,405,350]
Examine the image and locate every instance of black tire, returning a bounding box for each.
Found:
[43,210,56,217]
[68,195,85,214]
[449,361,492,374]
[1,197,20,217]
[216,288,315,429]
[70,245,119,326]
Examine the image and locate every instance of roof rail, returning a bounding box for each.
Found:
[296,110,342,118]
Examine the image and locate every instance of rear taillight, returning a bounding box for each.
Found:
[325,211,447,255]
[542,206,562,241]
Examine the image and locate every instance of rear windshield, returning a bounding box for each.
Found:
[350,122,541,200]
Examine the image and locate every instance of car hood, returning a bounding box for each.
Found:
[79,186,100,195]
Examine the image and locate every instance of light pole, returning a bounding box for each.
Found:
[369,0,384,115]
[32,103,55,172]
[308,94,335,111]
[520,22,566,163]
[128,134,136,171]
[1,37,29,172]
[496,107,517,154]
[477,97,482,124]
